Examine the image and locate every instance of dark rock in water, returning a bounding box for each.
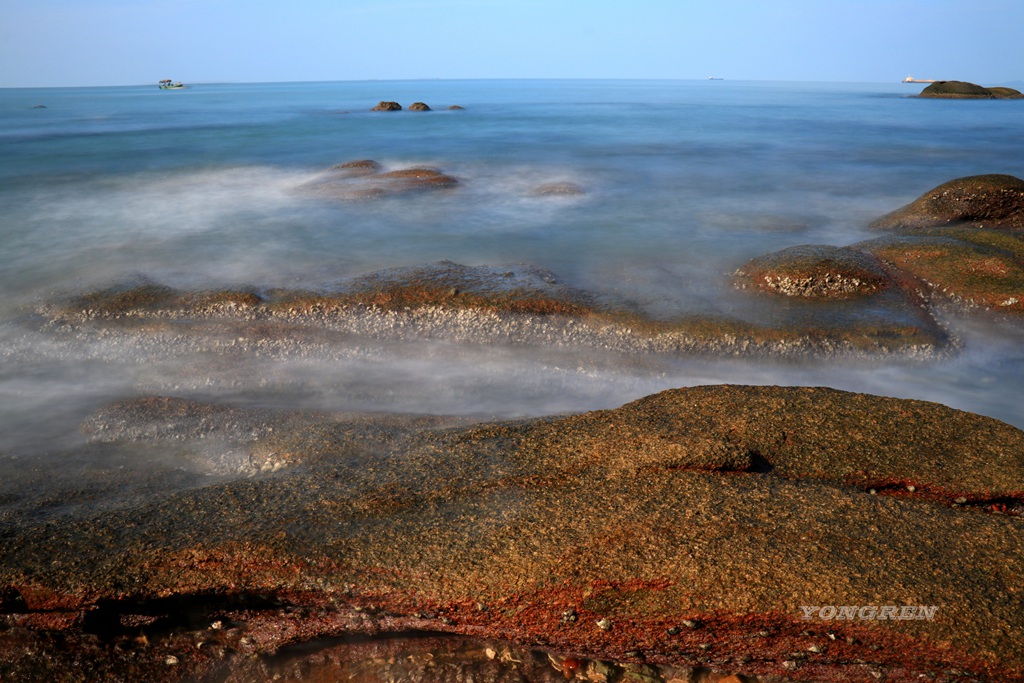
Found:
[531,181,586,197]
[31,104,47,109]
[870,174,1024,230]
[2,386,1024,681]
[733,244,894,299]
[858,228,1024,315]
[327,159,382,176]
[372,100,402,111]
[447,105,465,110]
[408,102,431,111]
[919,80,1023,99]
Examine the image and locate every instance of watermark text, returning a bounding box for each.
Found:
[799,605,938,621]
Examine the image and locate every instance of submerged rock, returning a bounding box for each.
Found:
[531,181,586,197]
[2,386,1024,681]
[80,396,468,476]
[870,174,1024,230]
[733,244,894,299]
[300,163,458,200]
[918,80,1023,99]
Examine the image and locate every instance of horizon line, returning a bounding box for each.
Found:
[2,76,979,90]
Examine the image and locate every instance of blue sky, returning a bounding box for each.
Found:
[2,0,1021,87]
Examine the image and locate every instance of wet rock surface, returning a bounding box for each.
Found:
[34,259,951,360]
[2,385,1024,681]
[327,158,382,176]
[733,245,894,299]
[301,160,459,199]
[859,228,1024,315]
[728,175,1024,320]
[870,174,1024,231]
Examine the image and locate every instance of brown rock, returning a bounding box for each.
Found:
[328,159,382,177]
[858,229,1024,315]
[870,174,1024,231]
[372,101,402,111]
[733,244,894,299]
[408,102,431,111]
[376,167,458,187]
[2,386,1023,681]
[38,257,952,359]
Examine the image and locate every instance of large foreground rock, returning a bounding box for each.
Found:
[2,386,1023,682]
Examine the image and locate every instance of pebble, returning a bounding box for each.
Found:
[165,656,179,666]
[595,618,612,631]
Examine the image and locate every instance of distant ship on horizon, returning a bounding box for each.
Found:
[903,76,936,83]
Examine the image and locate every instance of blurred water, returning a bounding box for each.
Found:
[2,79,1023,462]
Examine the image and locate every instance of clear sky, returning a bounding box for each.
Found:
[2,0,1021,87]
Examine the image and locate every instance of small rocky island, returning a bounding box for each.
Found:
[918,80,1023,99]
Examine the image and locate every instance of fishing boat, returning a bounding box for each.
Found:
[158,79,185,90]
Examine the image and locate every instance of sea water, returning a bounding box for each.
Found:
[2,79,1024,464]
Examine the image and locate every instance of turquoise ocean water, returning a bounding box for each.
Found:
[2,79,1023,460]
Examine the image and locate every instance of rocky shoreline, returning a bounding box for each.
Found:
[2,386,1024,681]
[3,175,1024,682]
